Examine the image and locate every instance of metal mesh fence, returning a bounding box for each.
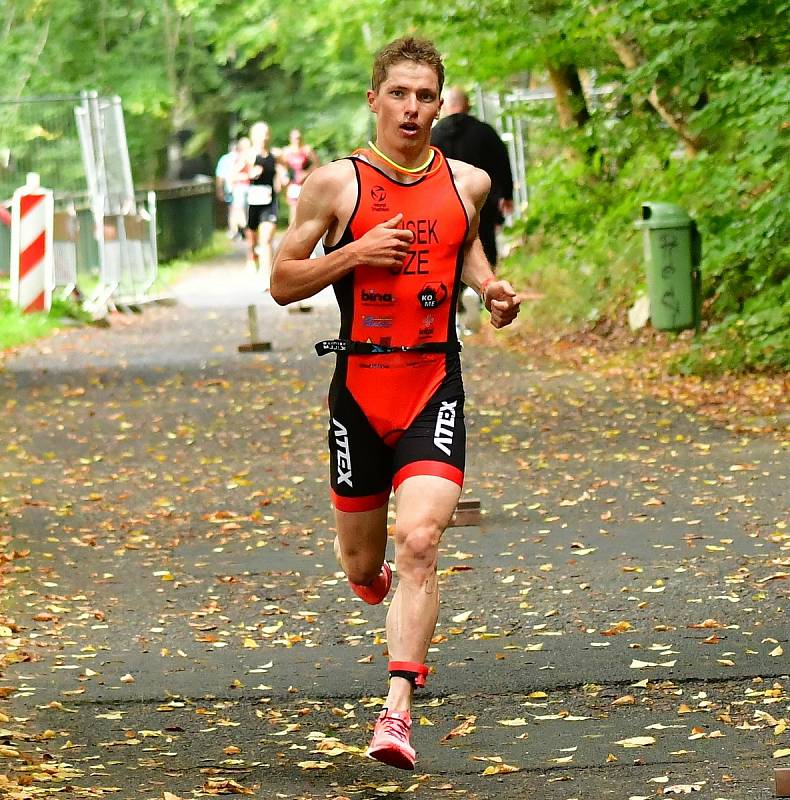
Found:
[0,95,87,203]
[477,84,615,213]
[1,92,158,305]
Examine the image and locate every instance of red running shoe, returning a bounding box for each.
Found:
[367,709,415,770]
[349,561,392,605]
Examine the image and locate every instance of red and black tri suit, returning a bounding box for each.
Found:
[323,150,469,511]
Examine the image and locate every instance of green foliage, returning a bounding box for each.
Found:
[672,280,790,375]
[0,0,785,373]
[502,0,787,374]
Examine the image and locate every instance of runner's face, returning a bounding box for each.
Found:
[367,61,442,149]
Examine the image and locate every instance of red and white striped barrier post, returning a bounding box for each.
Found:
[10,173,54,313]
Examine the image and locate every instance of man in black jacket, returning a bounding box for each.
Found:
[431,87,514,267]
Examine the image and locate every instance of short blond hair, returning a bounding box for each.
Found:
[371,37,445,93]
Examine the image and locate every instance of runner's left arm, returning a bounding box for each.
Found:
[458,165,521,329]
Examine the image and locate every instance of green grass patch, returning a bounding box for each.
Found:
[0,231,234,352]
[0,295,90,352]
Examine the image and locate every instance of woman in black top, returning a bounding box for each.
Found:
[245,122,287,289]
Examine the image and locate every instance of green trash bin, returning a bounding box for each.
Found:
[636,202,702,332]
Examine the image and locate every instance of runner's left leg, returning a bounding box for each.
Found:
[385,474,460,711]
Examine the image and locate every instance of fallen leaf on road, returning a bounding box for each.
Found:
[630,659,676,668]
[611,695,636,706]
[601,621,632,636]
[201,777,255,794]
[615,736,656,748]
[663,782,705,794]
[441,715,477,741]
[482,762,520,775]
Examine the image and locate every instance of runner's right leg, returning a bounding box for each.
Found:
[334,504,389,589]
[258,220,276,290]
[244,213,259,273]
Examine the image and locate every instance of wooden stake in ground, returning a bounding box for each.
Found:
[776,768,790,797]
[238,304,272,352]
[449,498,481,528]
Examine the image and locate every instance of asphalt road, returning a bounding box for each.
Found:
[1,251,788,800]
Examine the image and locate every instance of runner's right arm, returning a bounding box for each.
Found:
[270,163,414,305]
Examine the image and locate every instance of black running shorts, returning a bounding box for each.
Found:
[327,361,466,512]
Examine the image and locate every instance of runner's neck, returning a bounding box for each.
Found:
[368,140,433,174]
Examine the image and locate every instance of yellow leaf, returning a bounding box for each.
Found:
[602,621,632,636]
[774,748,790,758]
[441,715,477,741]
[262,621,283,635]
[482,763,520,775]
[451,610,472,623]
[297,760,332,769]
[612,695,636,706]
[614,736,656,748]
[498,717,529,726]
[242,638,259,649]
[96,711,124,720]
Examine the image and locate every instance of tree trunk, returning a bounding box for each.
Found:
[547,64,591,130]
[607,34,703,156]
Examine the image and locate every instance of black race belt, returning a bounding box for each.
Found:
[315,339,462,356]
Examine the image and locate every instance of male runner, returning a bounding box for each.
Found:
[270,36,520,770]
[431,87,514,268]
